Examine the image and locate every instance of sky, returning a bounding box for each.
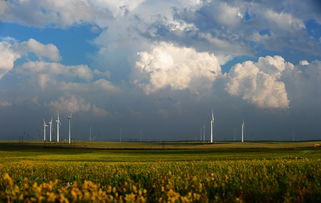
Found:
[0,0,321,141]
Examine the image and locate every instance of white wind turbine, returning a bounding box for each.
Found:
[210,110,214,143]
[67,113,72,144]
[43,120,48,142]
[241,120,245,143]
[56,112,61,143]
[48,118,53,142]
[203,125,206,142]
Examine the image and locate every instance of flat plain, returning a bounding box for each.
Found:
[0,141,320,202]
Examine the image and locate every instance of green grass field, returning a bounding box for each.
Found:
[0,141,320,202]
[0,141,320,162]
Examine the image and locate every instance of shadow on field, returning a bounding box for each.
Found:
[0,142,320,155]
[0,143,95,155]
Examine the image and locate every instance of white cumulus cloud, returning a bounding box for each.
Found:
[48,96,109,117]
[93,79,120,92]
[0,0,145,28]
[16,59,122,94]
[226,56,293,108]
[20,39,61,61]
[264,9,305,31]
[0,40,21,79]
[299,60,309,66]
[214,2,243,26]
[0,37,61,79]
[90,0,145,18]
[135,42,221,93]
[20,61,93,81]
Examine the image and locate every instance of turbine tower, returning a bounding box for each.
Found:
[48,118,53,142]
[203,125,206,142]
[210,110,214,143]
[241,120,245,143]
[43,120,48,142]
[67,113,72,144]
[56,112,61,143]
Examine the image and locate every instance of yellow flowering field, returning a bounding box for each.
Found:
[1,159,321,202]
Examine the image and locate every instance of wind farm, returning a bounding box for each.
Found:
[41,112,75,144]
[40,110,249,144]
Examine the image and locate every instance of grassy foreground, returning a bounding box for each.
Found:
[0,141,320,202]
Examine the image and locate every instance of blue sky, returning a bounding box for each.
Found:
[0,23,99,65]
[0,0,321,141]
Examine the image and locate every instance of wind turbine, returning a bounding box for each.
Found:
[203,125,206,142]
[48,118,52,142]
[43,120,48,142]
[241,120,245,143]
[56,112,61,143]
[210,110,214,143]
[67,113,72,144]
